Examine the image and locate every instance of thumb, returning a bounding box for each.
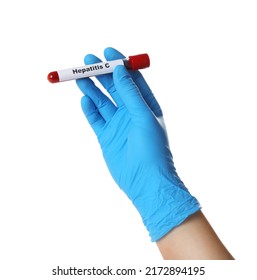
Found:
[113,65,150,118]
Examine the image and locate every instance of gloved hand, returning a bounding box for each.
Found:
[76,47,200,241]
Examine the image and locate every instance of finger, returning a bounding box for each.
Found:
[113,65,150,119]
[105,47,162,117]
[84,54,123,107]
[133,73,163,117]
[76,78,117,122]
[104,47,125,61]
[81,95,105,137]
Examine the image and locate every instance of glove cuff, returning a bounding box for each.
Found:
[133,178,201,242]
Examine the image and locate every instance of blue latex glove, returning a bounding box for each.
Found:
[76,47,200,241]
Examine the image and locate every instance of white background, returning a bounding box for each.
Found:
[0,0,256,279]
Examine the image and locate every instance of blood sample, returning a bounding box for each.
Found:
[47,54,150,83]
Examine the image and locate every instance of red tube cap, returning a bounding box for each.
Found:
[128,54,150,70]
[47,71,60,83]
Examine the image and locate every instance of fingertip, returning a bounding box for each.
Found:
[84,54,101,65]
[81,95,105,136]
[104,47,116,54]
[81,95,92,114]
[81,95,95,124]
[80,95,100,123]
[104,47,125,60]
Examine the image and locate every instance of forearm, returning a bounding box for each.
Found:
[156,210,234,260]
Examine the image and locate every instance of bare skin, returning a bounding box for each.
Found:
[156,210,234,260]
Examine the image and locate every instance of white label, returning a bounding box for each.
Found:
[57,59,124,82]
